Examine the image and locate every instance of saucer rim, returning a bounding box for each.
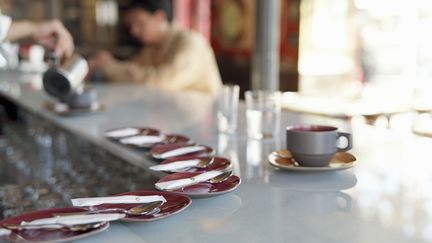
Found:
[268,150,357,172]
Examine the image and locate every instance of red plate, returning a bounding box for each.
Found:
[156,172,241,198]
[124,134,192,149]
[105,127,161,140]
[163,134,191,145]
[160,156,232,173]
[0,207,109,243]
[150,143,215,160]
[91,191,191,222]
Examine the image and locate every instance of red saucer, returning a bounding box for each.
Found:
[150,143,215,160]
[0,207,109,243]
[156,172,241,198]
[160,156,232,173]
[91,191,191,222]
[124,134,192,149]
[105,127,161,140]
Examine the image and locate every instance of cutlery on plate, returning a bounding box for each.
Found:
[53,201,164,217]
[71,195,166,207]
[153,145,207,159]
[155,171,233,191]
[207,171,232,183]
[13,213,124,230]
[105,127,140,138]
[119,135,166,146]
[3,222,104,231]
[149,157,214,171]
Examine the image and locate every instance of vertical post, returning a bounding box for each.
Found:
[173,0,192,29]
[251,0,280,91]
[48,0,61,19]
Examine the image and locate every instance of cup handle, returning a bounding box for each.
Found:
[337,132,352,151]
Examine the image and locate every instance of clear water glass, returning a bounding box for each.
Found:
[245,90,282,139]
[217,84,240,134]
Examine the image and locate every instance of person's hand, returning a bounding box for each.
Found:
[33,20,74,58]
[88,50,115,70]
[87,50,115,81]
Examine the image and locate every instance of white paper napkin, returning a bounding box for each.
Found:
[149,159,202,171]
[120,135,165,146]
[155,170,223,190]
[155,146,207,159]
[105,128,139,138]
[72,195,166,207]
[0,228,11,236]
[22,213,125,228]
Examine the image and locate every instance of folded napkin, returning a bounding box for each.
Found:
[105,128,139,138]
[0,228,11,236]
[155,146,207,159]
[23,213,125,228]
[120,135,165,146]
[71,195,166,207]
[155,170,223,190]
[149,159,202,171]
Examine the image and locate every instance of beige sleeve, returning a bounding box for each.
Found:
[102,59,149,83]
[102,37,204,91]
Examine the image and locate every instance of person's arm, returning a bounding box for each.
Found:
[4,20,33,41]
[5,19,74,58]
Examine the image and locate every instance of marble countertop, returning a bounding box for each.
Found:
[1,71,432,243]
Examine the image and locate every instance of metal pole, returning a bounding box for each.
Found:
[251,0,281,91]
[48,0,61,19]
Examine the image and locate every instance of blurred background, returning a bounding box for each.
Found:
[1,0,432,101]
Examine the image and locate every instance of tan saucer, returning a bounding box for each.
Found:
[268,150,357,172]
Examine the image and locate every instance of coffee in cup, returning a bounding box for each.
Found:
[286,125,352,167]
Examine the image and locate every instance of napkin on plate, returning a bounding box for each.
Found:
[155,170,223,190]
[105,128,140,138]
[155,146,207,159]
[72,195,166,207]
[149,159,202,171]
[119,135,166,146]
[0,228,11,236]
[22,213,125,228]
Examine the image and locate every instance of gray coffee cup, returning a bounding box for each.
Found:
[286,125,353,167]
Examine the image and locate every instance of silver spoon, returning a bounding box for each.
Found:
[53,201,164,217]
[195,157,214,168]
[3,222,104,232]
[162,157,214,172]
[208,171,233,183]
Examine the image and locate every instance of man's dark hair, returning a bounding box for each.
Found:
[126,0,173,22]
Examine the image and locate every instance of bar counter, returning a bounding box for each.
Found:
[1,71,432,243]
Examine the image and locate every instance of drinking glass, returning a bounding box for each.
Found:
[217,84,240,134]
[245,90,282,139]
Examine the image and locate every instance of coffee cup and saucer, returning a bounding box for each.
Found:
[268,125,357,172]
[45,88,103,116]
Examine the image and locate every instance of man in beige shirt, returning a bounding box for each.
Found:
[89,0,222,98]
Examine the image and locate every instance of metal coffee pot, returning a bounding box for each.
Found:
[42,53,89,102]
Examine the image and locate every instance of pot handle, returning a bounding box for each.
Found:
[47,52,60,67]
